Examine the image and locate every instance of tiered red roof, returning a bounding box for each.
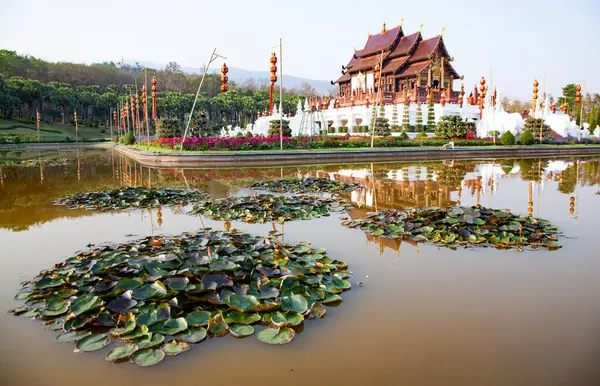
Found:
[335,24,460,85]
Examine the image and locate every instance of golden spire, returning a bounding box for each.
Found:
[382,22,387,33]
[400,18,404,27]
[419,24,424,33]
[440,26,446,36]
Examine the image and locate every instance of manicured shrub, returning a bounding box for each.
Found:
[156,119,181,139]
[268,120,291,137]
[519,129,535,145]
[399,131,409,139]
[435,115,467,138]
[13,137,21,144]
[122,132,136,145]
[0,137,6,144]
[391,125,401,133]
[64,136,72,143]
[416,132,428,139]
[500,131,515,145]
[523,118,552,139]
[245,132,253,138]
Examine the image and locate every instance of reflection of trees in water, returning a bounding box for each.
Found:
[558,164,577,195]
[557,160,600,194]
[435,164,475,189]
[518,159,545,182]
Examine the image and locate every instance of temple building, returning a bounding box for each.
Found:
[334,22,462,107]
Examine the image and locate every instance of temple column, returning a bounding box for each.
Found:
[440,57,445,90]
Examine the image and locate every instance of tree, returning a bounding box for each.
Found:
[402,93,410,131]
[373,104,390,136]
[268,119,291,137]
[415,103,423,132]
[523,118,552,139]
[435,115,467,138]
[426,92,435,131]
[155,118,181,138]
[390,103,399,131]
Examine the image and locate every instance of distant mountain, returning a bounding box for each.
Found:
[125,60,335,95]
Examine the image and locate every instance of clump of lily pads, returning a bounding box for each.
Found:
[0,158,69,167]
[54,187,208,211]
[342,206,562,250]
[189,194,350,223]
[248,177,360,194]
[9,229,350,367]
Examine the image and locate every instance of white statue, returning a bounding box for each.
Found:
[304,98,310,111]
[357,71,366,91]
[273,103,279,116]
[296,99,303,116]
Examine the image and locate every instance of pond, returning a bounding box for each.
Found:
[1,149,600,386]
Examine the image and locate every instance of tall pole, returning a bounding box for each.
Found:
[109,107,113,142]
[74,110,78,143]
[279,38,283,151]
[540,73,546,144]
[579,77,587,141]
[370,50,384,148]
[181,48,226,149]
[144,69,150,148]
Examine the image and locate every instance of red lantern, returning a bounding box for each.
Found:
[141,85,147,120]
[576,84,581,103]
[151,77,158,119]
[220,63,229,93]
[269,53,278,114]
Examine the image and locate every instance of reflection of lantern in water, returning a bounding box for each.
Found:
[0,167,3,188]
[40,165,44,184]
[528,182,533,217]
[569,196,575,216]
[224,221,231,232]
[157,206,163,226]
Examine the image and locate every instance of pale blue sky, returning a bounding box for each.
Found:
[0,0,597,99]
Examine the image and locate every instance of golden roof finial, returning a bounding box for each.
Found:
[400,18,404,27]
[419,24,424,33]
[440,26,446,36]
[382,22,387,33]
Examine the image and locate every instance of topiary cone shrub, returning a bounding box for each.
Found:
[122,132,136,145]
[500,131,515,145]
[519,129,535,145]
[156,119,181,139]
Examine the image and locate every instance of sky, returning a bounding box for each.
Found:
[0,0,598,99]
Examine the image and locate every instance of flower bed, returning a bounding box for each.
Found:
[148,136,495,151]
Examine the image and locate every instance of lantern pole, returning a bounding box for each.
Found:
[36,109,40,143]
[279,38,283,151]
[109,107,113,142]
[181,48,227,150]
[74,110,78,143]
[578,77,586,141]
[143,68,150,148]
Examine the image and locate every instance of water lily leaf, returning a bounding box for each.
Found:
[70,295,104,316]
[9,305,29,315]
[41,301,69,317]
[307,302,327,319]
[136,311,158,327]
[230,325,254,338]
[159,318,188,335]
[122,325,150,341]
[226,294,260,312]
[136,333,165,349]
[164,277,189,291]
[56,330,92,343]
[209,259,238,271]
[115,278,143,291]
[14,291,32,300]
[44,319,65,331]
[258,285,280,299]
[322,294,342,304]
[185,310,211,327]
[175,327,207,344]
[202,274,233,290]
[36,277,66,290]
[257,326,295,345]
[105,344,138,362]
[131,348,165,367]
[75,334,110,352]
[110,314,136,336]
[225,311,261,325]
[208,313,229,336]
[271,311,304,327]
[281,295,308,314]
[132,281,167,300]
[162,339,190,356]
[107,296,137,314]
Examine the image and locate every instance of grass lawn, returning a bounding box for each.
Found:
[0,118,111,142]
[127,143,600,155]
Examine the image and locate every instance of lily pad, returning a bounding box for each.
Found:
[257,327,295,345]
[189,194,350,223]
[105,344,139,362]
[54,187,208,212]
[11,229,350,367]
[342,205,563,251]
[230,325,255,338]
[75,334,110,352]
[281,295,309,314]
[162,339,190,356]
[56,330,92,343]
[175,327,207,344]
[131,349,165,367]
[248,177,360,194]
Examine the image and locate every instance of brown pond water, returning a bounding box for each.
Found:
[1,149,600,386]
